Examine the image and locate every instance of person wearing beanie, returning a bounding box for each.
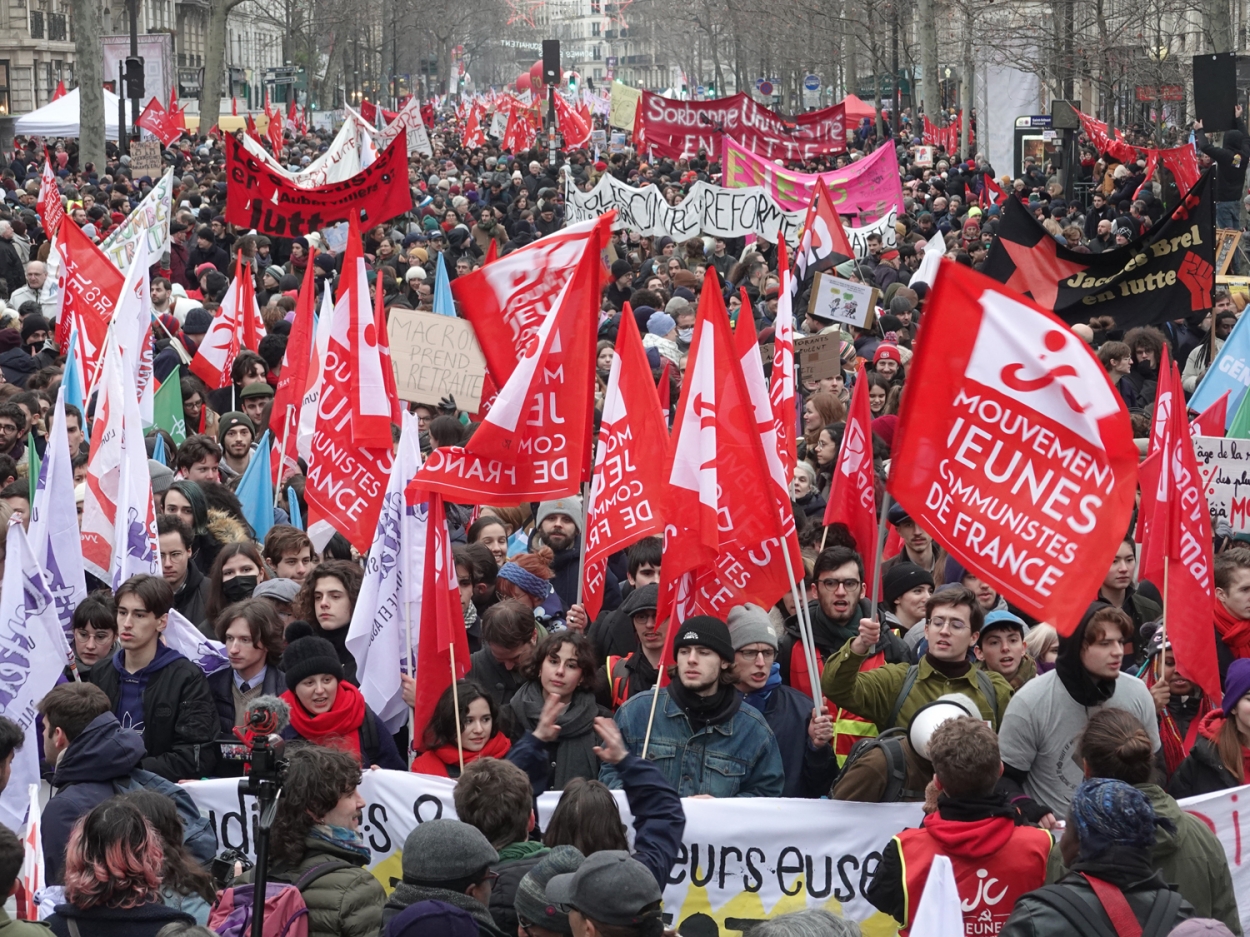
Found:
[1170,658,1250,798]
[881,562,934,634]
[385,900,477,937]
[383,819,507,937]
[606,258,634,311]
[0,326,37,387]
[514,846,584,936]
[239,378,275,428]
[598,581,667,708]
[601,614,784,797]
[872,342,904,383]
[727,604,836,798]
[533,496,617,622]
[234,744,385,937]
[1001,778,1193,937]
[216,411,255,478]
[278,625,405,770]
[641,311,681,366]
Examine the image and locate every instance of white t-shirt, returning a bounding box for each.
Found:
[997,669,1160,818]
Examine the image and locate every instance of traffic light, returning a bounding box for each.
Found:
[124,56,145,98]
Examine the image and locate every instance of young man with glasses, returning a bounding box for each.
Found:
[728,604,837,798]
[822,584,1013,734]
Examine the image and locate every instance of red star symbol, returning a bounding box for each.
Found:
[1001,234,1089,310]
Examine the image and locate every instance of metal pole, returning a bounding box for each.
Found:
[128,0,141,142]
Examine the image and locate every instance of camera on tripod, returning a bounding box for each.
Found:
[233,699,291,937]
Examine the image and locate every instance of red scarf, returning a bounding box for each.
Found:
[410,731,511,777]
[281,681,366,761]
[1214,600,1250,658]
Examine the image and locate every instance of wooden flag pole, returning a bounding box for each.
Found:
[640,663,664,760]
[782,543,823,714]
[1157,556,1169,683]
[575,481,589,605]
[450,643,464,773]
[273,405,292,509]
[870,492,893,620]
[404,597,416,761]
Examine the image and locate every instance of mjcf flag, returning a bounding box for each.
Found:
[981,170,1214,331]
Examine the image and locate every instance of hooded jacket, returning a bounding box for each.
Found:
[42,713,147,884]
[46,902,194,937]
[88,646,219,781]
[1169,709,1246,799]
[171,560,211,635]
[1197,123,1250,201]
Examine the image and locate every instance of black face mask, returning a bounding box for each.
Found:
[222,574,258,603]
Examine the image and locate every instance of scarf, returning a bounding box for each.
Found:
[510,682,602,788]
[282,680,365,761]
[806,601,859,655]
[935,791,1018,823]
[666,680,742,730]
[743,662,784,712]
[496,840,547,863]
[290,253,308,272]
[1214,599,1250,658]
[308,823,371,862]
[416,730,511,777]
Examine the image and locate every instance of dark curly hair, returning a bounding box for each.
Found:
[293,560,364,624]
[269,744,363,866]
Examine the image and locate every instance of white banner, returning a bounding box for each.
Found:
[562,171,895,254]
[375,97,434,158]
[99,169,174,269]
[242,117,367,188]
[182,771,1250,935]
[1194,435,1250,533]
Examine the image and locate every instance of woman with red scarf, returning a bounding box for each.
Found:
[1214,551,1250,679]
[410,680,511,778]
[279,626,405,769]
[1144,634,1212,781]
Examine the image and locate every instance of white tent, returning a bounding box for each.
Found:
[14,87,143,141]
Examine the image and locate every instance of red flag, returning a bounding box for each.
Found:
[1146,360,1222,700]
[1148,344,1177,456]
[502,107,532,152]
[52,80,66,101]
[245,112,257,134]
[655,271,792,665]
[887,260,1138,636]
[1137,345,1176,576]
[37,156,65,240]
[463,105,486,148]
[451,216,606,384]
[373,256,404,427]
[770,239,797,478]
[583,305,669,619]
[232,97,238,116]
[189,255,266,389]
[979,173,1007,209]
[411,492,472,749]
[408,216,607,506]
[823,362,879,584]
[483,238,498,265]
[470,371,499,422]
[137,97,182,146]
[305,220,395,552]
[360,99,378,123]
[553,93,591,148]
[55,221,123,367]
[267,107,285,155]
[271,259,317,486]
[794,177,855,282]
[1191,391,1229,438]
[225,131,413,238]
[657,358,671,419]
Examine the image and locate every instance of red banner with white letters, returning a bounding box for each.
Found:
[637,92,846,160]
[888,260,1138,635]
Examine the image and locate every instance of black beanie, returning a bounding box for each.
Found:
[281,633,344,688]
[20,315,50,343]
[883,562,935,607]
[671,615,734,662]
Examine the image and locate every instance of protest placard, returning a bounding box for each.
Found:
[387,309,488,413]
[129,141,164,180]
[808,272,876,330]
[1194,435,1250,532]
[794,333,843,381]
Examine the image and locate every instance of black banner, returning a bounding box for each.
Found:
[981,170,1214,330]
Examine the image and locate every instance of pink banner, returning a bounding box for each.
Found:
[720,136,904,223]
[638,92,846,160]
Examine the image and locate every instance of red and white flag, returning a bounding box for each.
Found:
[373,260,404,429]
[271,259,317,487]
[463,104,486,148]
[267,105,285,155]
[451,216,607,384]
[36,157,64,240]
[137,97,182,147]
[888,260,1138,636]
[655,272,793,655]
[189,256,266,389]
[583,304,668,620]
[54,219,121,368]
[770,239,797,478]
[793,177,855,285]
[502,106,532,152]
[15,784,43,921]
[411,492,472,748]
[51,80,66,101]
[1137,344,1176,568]
[1142,359,1222,700]
[553,93,591,148]
[80,328,129,581]
[1191,391,1229,438]
[170,86,187,130]
[305,220,395,553]
[409,216,607,506]
[823,361,879,587]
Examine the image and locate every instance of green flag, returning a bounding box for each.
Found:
[1230,385,1250,439]
[26,432,39,504]
[154,367,187,444]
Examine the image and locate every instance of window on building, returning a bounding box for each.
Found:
[592,21,600,35]
[0,61,8,114]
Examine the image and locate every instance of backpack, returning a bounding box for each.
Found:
[839,727,926,802]
[113,769,218,867]
[885,664,1001,730]
[1027,875,1185,937]
[209,861,352,937]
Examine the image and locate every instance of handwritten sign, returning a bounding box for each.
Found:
[794,332,843,381]
[387,309,488,413]
[1194,435,1250,532]
[129,140,164,181]
[808,272,877,330]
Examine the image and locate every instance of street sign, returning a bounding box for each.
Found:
[758,80,774,97]
[803,74,820,91]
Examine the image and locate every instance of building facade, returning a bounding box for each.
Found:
[0,0,75,115]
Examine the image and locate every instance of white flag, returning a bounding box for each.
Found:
[81,328,127,581]
[910,854,966,937]
[111,333,160,589]
[29,385,88,647]
[0,521,70,832]
[163,608,230,675]
[111,235,155,425]
[345,412,425,732]
[99,169,174,270]
[296,284,335,466]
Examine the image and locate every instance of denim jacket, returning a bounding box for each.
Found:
[600,688,785,797]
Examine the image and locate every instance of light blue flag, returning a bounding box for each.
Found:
[151,433,166,466]
[63,330,88,443]
[1189,310,1250,429]
[288,487,303,530]
[237,431,275,539]
[433,251,455,316]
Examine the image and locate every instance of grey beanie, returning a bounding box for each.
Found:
[400,819,499,886]
[536,496,583,533]
[726,603,779,651]
[148,459,175,494]
[513,845,584,935]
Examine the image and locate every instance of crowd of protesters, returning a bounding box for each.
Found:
[0,95,1247,937]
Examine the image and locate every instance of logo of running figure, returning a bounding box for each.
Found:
[998,330,1088,415]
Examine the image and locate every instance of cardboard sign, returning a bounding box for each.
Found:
[913,145,934,167]
[387,309,488,413]
[808,271,877,329]
[1194,435,1250,533]
[129,140,164,181]
[794,332,843,381]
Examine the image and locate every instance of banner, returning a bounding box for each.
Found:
[1194,435,1250,532]
[563,171,897,252]
[375,96,434,158]
[241,117,367,188]
[888,260,1138,637]
[637,92,846,160]
[224,132,413,238]
[99,169,174,270]
[981,170,1215,329]
[386,309,488,413]
[720,137,904,221]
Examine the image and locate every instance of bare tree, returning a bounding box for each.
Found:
[201,0,250,129]
[71,0,105,168]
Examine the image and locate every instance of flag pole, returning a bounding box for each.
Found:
[640,665,663,760]
[1157,556,1169,682]
[781,541,823,714]
[871,492,892,619]
[404,597,415,761]
[819,525,829,553]
[575,481,589,606]
[273,405,292,509]
[450,643,464,772]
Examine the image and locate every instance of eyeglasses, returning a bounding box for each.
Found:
[736,648,777,663]
[818,577,862,592]
[484,871,500,885]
